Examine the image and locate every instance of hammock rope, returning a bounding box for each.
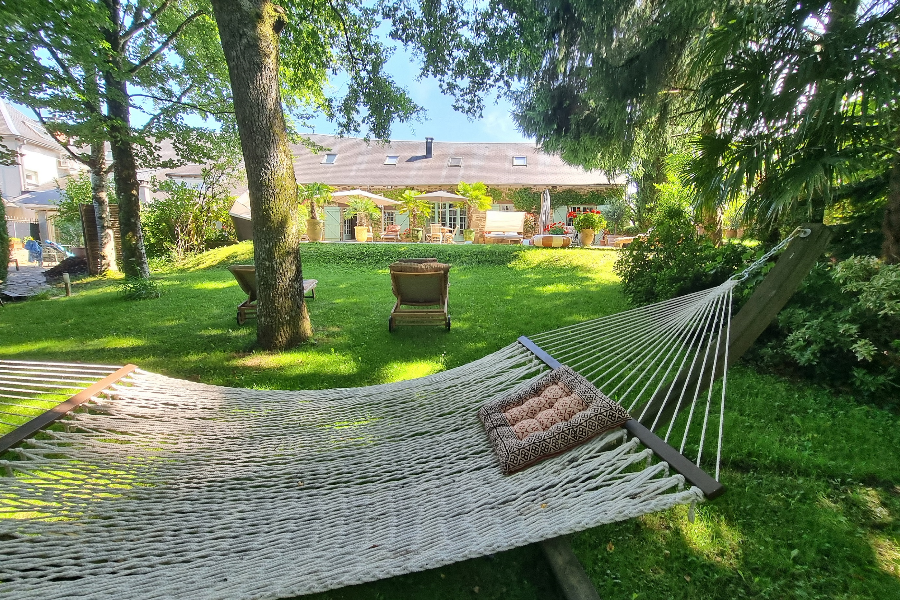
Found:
[0,229,811,600]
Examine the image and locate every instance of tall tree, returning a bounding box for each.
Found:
[384,0,721,216]
[687,0,900,261]
[0,0,232,277]
[209,0,418,350]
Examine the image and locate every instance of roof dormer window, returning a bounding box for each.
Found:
[512,156,527,166]
[448,157,462,167]
[384,155,399,165]
[322,153,337,164]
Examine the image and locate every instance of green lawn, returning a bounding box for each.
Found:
[1,242,898,599]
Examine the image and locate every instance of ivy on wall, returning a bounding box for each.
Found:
[490,186,625,213]
[362,186,625,214]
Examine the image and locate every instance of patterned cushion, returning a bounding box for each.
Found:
[389,260,450,273]
[477,366,631,474]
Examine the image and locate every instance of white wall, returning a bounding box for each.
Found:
[19,144,63,187]
[0,138,22,197]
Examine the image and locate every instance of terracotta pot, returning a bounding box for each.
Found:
[578,229,595,247]
[354,226,368,242]
[306,219,324,242]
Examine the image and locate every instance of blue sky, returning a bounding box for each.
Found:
[301,41,530,144]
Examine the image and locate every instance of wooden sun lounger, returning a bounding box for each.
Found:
[228,265,317,325]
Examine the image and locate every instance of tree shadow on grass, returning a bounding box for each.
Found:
[571,468,900,599]
[0,259,626,391]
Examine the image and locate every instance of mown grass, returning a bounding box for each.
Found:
[1,241,898,599]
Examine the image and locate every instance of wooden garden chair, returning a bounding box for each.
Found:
[381,224,401,242]
[388,259,450,331]
[228,265,317,325]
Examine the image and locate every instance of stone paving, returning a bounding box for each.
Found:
[2,250,54,301]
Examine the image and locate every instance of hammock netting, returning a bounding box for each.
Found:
[0,249,773,599]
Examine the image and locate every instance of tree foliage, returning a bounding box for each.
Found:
[397,189,431,230]
[686,0,900,261]
[297,182,333,221]
[0,0,234,277]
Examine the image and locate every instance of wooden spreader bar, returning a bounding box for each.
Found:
[0,364,137,454]
[517,336,724,499]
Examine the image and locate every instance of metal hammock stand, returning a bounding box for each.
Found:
[0,225,830,600]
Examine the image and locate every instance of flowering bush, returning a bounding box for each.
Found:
[544,221,566,235]
[570,210,606,232]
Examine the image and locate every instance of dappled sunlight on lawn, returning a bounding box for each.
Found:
[870,534,900,578]
[377,359,445,383]
[192,280,235,290]
[673,505,744,568]
[231,349,360,383]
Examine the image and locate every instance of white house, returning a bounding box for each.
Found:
[1,100,86,240]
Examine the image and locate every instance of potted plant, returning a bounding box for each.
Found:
[456,182,493,239]
[463,229,475,242]
[298,182,333,241]
[723,201,743,239]
[604,197,628,235]
[342,197,382,242]
[398,190,432,242]
[571,210,607,247]
[545,221,566,235]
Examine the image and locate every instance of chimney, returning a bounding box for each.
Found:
[425,137,433,158]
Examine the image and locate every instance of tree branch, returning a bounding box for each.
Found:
[29,107,91,165]
[131,91,235,126]
[37,33,99,113]
[123,0,175,44]
[128,9,205,75]
[326,0,362,67]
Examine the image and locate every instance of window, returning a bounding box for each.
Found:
[512,156,527,166]
[497,203,515,211]
[431,202,467,233]
[566,205,594,227]
[322,153,337,164]
[24,170,38,187]
[384,155,399,165]
[448,157,462,167]
[383,210,396,225]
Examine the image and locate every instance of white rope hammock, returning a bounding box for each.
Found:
[0,231,806,600]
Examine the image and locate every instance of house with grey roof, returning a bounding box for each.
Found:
[1,100,86,240]
[231,134,624,241]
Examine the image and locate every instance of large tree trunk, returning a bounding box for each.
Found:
[210,0,312,350]
[883,152,900,264]
[89,143,117,273]
[102,0,149,278]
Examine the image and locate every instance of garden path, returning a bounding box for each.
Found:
[1,260,52,301]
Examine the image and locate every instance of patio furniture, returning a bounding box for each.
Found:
[382,224,401,242]
[39,241,68,266]
[440,226,457,244]
[388,259,450,331]
[228,265,317,325]
[425,223,444,243]
[483,211,526,244]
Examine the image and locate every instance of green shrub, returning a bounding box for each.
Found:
[750,256,900,404]
[614,202,747,306]
[143,178,235,259]
[118,276,161,300]
[295,242,529,269]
